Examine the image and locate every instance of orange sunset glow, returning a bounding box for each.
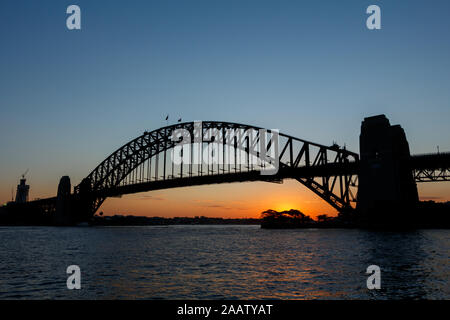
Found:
[89,180,450,219]
[100,180,338,219]
[2,175,449,220]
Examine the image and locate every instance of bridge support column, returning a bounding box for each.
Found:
[54,176,73,225]
[356,115,418,228]
[73,178,98,223]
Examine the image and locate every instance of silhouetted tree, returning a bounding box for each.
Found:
[317,214,329,222]
[283,209,305,219]
[261,209,314,222]
[261,209,282,219]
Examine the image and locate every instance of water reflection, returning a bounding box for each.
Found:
[0,226,448,299]
[358,231,429,299]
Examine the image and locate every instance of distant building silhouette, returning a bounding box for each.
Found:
[15,178,29,203]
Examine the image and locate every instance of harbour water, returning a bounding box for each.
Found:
[0,225,448,299]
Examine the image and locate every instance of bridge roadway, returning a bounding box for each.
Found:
[26,152,449,205]
[93,161,359,199]
[410,152,450,182]
[410,152,450,170]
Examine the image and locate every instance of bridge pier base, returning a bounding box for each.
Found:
[72,178,98,223]
[54,176,95,225]
[54,176,74,225]
[356,115,419,228]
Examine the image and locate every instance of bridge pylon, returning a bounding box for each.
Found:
[356,115,419,227]
[72,177,99,223]
[54,176,73,225]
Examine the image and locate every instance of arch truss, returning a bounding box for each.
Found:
[74,121,359,215]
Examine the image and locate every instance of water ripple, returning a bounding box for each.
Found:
[0,226,448,299]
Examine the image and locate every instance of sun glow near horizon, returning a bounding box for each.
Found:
[98,180,339,219]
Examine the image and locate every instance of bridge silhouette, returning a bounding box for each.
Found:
[11,115,450,226]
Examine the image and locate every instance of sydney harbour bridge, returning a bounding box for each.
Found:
[8,114,450,226]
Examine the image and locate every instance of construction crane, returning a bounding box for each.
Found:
[21,169,29,179]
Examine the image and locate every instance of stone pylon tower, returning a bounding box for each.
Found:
[357,115,419,227]
[54,176,72,225]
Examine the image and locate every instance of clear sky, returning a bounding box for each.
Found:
[1,0,449,218]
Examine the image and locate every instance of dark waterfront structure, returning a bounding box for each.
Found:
[1,115,449,228]
[357,115,419,227]
[15,178,29,203]
[54,176,72,225]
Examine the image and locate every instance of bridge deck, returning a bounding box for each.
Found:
[94,162,359,198]
[410,152,450,170]
[26,152,450,205]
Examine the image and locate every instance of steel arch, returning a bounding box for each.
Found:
[74,121,359,215]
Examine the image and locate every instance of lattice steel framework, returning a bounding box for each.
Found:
[74,121,359,215]
[410,152,450,182]
[413,168,450,182]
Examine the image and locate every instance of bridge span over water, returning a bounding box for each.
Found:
[6,115,450,226]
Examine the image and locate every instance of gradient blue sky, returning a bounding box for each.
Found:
[1,1,449,213]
